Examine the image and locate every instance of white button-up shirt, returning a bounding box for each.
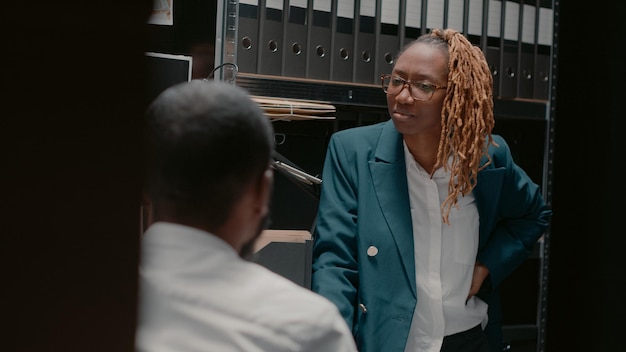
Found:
[136,222,357,352]
[402,143,488,352]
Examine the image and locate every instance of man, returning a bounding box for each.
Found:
[136,80,357,352]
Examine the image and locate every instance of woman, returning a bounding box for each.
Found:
[311,28,552,352]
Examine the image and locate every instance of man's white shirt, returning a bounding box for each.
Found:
[136,222,357,352]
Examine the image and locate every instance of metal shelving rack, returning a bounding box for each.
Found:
[214,1,559,351]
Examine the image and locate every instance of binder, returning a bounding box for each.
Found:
[403,0,423,47]
[501,41,519,98]
[355,0,377,84]
[378,0,401,78]
[534,4,553,100]
[237,0,260,74]
[307,0,332,80]
[426,0,444,30]
[331,0,355,82]
[486,42,501,98]
[283,0,308,78]
[533,46,550,100]
[518,43,535,99]
[467,0,484,45]
[446,0,465,33]
[486,0,502,97]
[518,3,537,99]
[258,0,285,76]
[500,1,520,98]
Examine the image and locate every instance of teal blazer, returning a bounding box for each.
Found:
[312,120,552,352]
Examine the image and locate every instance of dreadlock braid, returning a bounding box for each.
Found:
[426,28,497,224]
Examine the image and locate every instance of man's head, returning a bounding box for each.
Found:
[144,80,274,255]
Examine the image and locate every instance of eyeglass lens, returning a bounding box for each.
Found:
[381,75,433,100]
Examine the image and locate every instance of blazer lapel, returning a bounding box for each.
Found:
[368,121,417,297]
[474,165,505,248]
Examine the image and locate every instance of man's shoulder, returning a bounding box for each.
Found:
[138,261,354,352]
[248,263,336,307]
[245,264,343,316]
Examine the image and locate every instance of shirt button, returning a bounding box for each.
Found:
[367,246,378,257]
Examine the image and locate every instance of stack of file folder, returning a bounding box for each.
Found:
[251,96,336,121]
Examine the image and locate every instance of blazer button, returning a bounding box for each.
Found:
[367,246,378,257]
[359,303,367,313]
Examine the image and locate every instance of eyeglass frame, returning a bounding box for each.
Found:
[380,74,447,101]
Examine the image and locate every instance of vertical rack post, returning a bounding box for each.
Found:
[216,0,240,82]
[537,1,558,351]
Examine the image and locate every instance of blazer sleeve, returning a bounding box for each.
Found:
[311,133,359,332]
[476,136,552,289]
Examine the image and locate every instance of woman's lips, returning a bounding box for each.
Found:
[393,111,414,119]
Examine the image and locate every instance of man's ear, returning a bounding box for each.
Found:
[256,168,274,217]
[141,193,153,232]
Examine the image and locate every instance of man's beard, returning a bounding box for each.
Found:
[239,214,272,260]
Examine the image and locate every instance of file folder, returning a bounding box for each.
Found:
[237,0,260,74]
[355,0,377,84]
[307,0,332,80]
[378,0,401,78]
[331,0,355,82]
[258,0,284,76]
[283,0,308,78]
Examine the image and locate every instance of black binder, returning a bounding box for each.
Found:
[377,3,400,79]
[282,1,308,78]
[307,0,332,80]
[485,42,501,98]
[237,1,260,74]
[501,41,519,98]
[258,0,284,76]
[518,43,535,99]
[533,45,550,100]
[500,1,520,98]
[518,3,537,99]
[355,3,376,84]
[533,4,553,100]
[331,1,355,82]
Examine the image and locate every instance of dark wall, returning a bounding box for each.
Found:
[547,1,626,351]
[3,2,151,351]
[4,2,625,351]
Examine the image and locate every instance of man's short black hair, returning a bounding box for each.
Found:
[144,79,274,227]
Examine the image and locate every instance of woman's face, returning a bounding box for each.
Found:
[386,42,449,139]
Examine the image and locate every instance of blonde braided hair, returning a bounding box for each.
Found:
[414,28,497,224]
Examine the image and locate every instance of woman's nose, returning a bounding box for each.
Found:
[395,84,415,104]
